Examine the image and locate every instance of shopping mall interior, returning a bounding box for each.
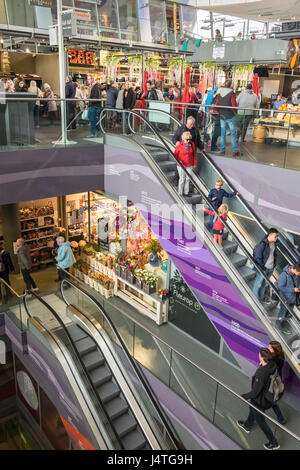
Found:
[0,0,300,453]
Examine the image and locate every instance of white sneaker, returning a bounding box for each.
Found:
[32,287,39,292]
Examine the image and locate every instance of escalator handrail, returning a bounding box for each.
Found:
[23,290,124,450]
[132,106,299,265]
[0,278,26,300]
[101,108,300,352]
[58,266,180,450]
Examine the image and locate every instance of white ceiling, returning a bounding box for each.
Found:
[194,0,300,22]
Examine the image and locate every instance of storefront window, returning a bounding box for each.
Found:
[118,0,139,41]
[40,387,70,450]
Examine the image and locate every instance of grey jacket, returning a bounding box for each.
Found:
[237,89,259,115]
[116,90,124,109]
[17,244,32,270]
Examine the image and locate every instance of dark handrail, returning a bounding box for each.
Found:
[132,106,299,264]
[23,290,124,450]
[58,270,180,450]
[101,108,300,369]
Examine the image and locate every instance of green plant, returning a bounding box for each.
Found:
[127,55,142,66]
[145,58,160,70]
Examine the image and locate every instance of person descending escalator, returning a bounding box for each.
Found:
[268,341,287,425]
[237,348,280,450]
[252,228,279,303]
[276,263,300,335]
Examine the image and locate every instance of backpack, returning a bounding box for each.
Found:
[264,368,284,406]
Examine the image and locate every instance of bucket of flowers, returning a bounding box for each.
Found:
[134,268,144,290]
[145,238,163,267]
[142,272,158,295]
[126,260,137,284]
[158,288,168,301]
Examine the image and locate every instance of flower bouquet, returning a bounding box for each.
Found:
[158,289,168,301]
[142,272,158,295]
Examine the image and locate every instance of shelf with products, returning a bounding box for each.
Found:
[21,224,55,233]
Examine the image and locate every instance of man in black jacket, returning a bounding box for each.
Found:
[0,243,14,301]
[65,76,76,130]
[122,81,136,134]
[237,348,280,450]
[87,75,102,137]
[172,116,204,151]
[252,228,279,302]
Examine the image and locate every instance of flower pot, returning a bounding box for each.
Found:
[142,284,156,295]
[115,265,121,277]
[149,254,159,267]
[135,278,143,290]
[120,266,127,280]
[126,271,135,284]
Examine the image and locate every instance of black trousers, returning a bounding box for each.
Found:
[21,269,36,291]
[0,272,10,299]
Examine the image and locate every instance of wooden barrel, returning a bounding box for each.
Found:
[253,125,266,143]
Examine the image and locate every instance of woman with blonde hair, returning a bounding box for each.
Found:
[204,203,228,245]
[43,83,57,125]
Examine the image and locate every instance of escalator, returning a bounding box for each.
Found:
[22,288,179,450]
[100,107,300,376]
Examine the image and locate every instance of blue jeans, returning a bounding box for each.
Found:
[272,404,285,424]
[245,406,277,444]
[88,107,100,135]
[220,117,238,153]
[253,268,273,301]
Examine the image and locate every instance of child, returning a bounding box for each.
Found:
[174,131,197,196]
[204,204,229,246]
[208,179,238,232]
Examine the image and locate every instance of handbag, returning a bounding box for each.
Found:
[82,108,88,120]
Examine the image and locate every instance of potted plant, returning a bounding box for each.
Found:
[145,238,163,267]
[158,289,168,301]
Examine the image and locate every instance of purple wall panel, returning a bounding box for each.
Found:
[210,156,300,233]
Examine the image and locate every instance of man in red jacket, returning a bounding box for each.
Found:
[215,80,240,157]
[174,131,197,196]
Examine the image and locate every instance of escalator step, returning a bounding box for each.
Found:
[229,253,247,268]
[121,429,147,450]
[75,337,97,356]
[112,413,137,438]
[106,397,129,420]
[158,161,177,172]
[90,365,112,387]
[183,194,202,204]
[152,153,170,162]
[239,265,256,282]
[97,381,120,404]
[82,350,105,371]
[222,240,238,254]
[66,323,88,342]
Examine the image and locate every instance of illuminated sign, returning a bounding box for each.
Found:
[68,49,95,67]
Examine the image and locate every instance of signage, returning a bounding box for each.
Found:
[76,11,91,22]
[68,48,95,67]
[29,0,53,6]
[62,10,78,37]
[213,45,225,59]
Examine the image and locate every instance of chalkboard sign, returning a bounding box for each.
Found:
[98,217,109,251]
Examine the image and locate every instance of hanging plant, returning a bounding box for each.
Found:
[127,55,142,67]
[169,58,183,69]
[145,58,161,70]
[232,64,253,76]
[105,55,120,67]
[183,62,193,72]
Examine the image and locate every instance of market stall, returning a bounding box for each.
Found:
[253,104,300,146]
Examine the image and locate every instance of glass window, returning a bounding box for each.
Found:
[98,0,120,39]
[149,0,167,45]
[74,0,98,36]
[196,9,211,41]
[6,0,35,28]
[0,0,7,24]
[118,0,138,41]
[181,5,199,37]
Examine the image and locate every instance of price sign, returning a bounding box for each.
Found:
[29,0,53,7]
